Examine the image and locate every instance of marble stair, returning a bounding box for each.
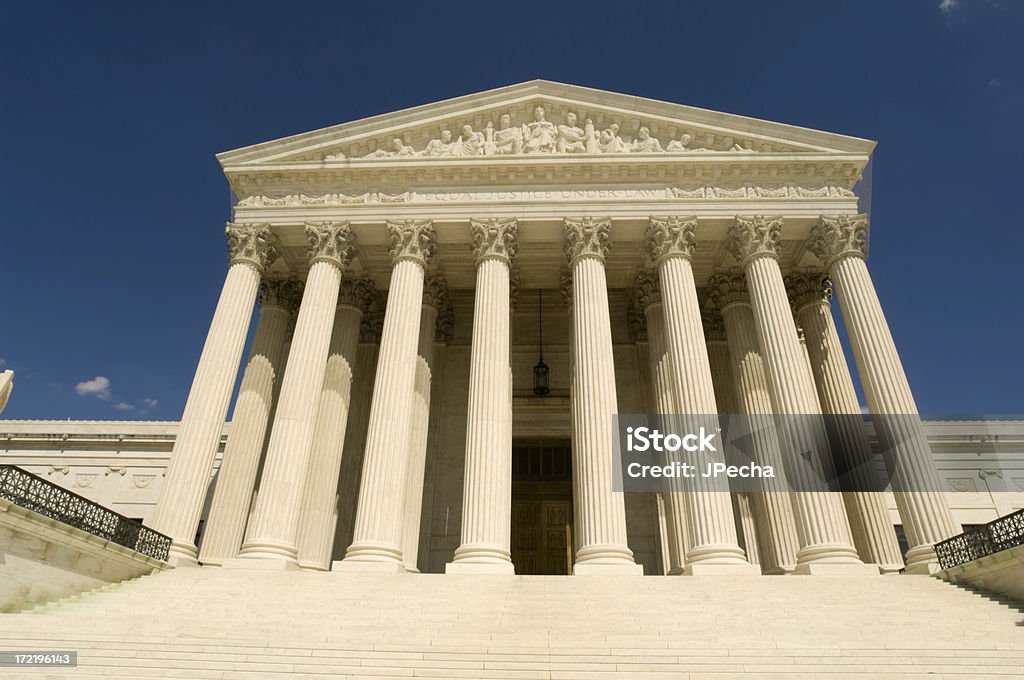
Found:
[1,567,1022,679]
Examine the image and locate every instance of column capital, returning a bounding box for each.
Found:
[701,305,727,343]
[359,310,384,344]
[226,222,278,273]
[305,221,357,269]
[630,269,662,312]
[728,215,783,266]
[470,217,518,265]
[785,272,832,313]
[627,306,648,344]
[558,268,574,310]
[509,269,521,310]
[645,215,698,265]
[704,271,749,311]
[259,277,303,312]
[387,219,436,267]
[563,216,612,265]
[422,273,451,311]
[338,276,379,314]
[435,303,454,344]
[808,214,869,267]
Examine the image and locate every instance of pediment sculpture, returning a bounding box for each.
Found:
[351,105,763,160]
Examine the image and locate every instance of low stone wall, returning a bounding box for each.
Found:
[0,498,168,612]
[940,545,1024,603]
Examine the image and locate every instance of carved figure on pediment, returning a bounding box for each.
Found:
[583,118,600,153]
[453,124,485,156]
[484,114,523,155]
[598,123,630,153]
[631,126,664,153]
[422,129,454,157]
[556,112,587,153]
[666,133,692,153]
[363,138,415,159]
[324,151,346,161]
[521,105,557,153]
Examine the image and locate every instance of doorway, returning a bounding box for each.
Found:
[511,439,573,575]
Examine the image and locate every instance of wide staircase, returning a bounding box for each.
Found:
[1,567,1022,679]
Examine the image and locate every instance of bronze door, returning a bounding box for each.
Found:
[511,498,573,575]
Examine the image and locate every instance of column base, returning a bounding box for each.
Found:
[573,562,644,576]
[791,562,881,576]
[220,557,300,571]
[903,544,942,575]
[165,540,199,567]
[683,562,761,576]
[445,561,515,575]
[333,559,406,574]
[297,561,329,572]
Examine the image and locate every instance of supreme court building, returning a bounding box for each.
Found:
[99,81,990,578]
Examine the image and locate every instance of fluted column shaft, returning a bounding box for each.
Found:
[153,223,276,565]
[730,216,863,570]
[646,217,748,571]
[810,214,958,573]
[450,218,516,573]
[402,302,439,572]
[714,293,800,574]
[632,272,688,575]
[199,281,296,566]
[791,279,904,572]
[295,298,364,571]
[343,220,435,569]
[564,217,639,574]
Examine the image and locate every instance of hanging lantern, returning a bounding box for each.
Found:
[533,289,550,396]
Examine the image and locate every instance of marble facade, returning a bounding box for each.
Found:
[5,82,1021,577]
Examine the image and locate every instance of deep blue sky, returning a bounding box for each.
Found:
[1,1,1021,420]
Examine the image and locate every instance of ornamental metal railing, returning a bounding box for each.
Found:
[934,507,1024,570]
[0,465,170,562]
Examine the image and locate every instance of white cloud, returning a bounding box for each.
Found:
[0,357,7,367]
[141,398,158,409]
[75,376,112,400]
[939,0,960,14]
[989,78,1001,87]
[114,401,135,411]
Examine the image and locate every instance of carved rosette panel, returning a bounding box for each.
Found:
[631,270,662,312]
[305,221,357,269]
[259,277,304,313]
[338,276,379,314]
[387,219,436,266]
[701,305,727,343]
[422,274,451,311]
[470,217,519,265]
[808,214,869,266]
[226,222,278,272]
[784,273,832,313]
[563,217,612,265]
[645,216,698,265]
[704,271,749,311]
[728,215,783,266]
[627,306,648,344]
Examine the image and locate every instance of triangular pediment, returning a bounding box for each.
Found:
[217,80,874,168]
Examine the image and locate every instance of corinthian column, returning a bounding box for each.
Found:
[447,219,517,573]
[403,274,448,572]
[153,223,277,565]
[564,217,642,575]
[705,272,800,574]
[199,277,301,566]
[237,222,356,566]
[631,271,688,575]
[645,217,754,574]
[295,277,378,571]
[809,215,958,573]
[341,220,436,571]
[728,216,875,575]
[786,273,905,572]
